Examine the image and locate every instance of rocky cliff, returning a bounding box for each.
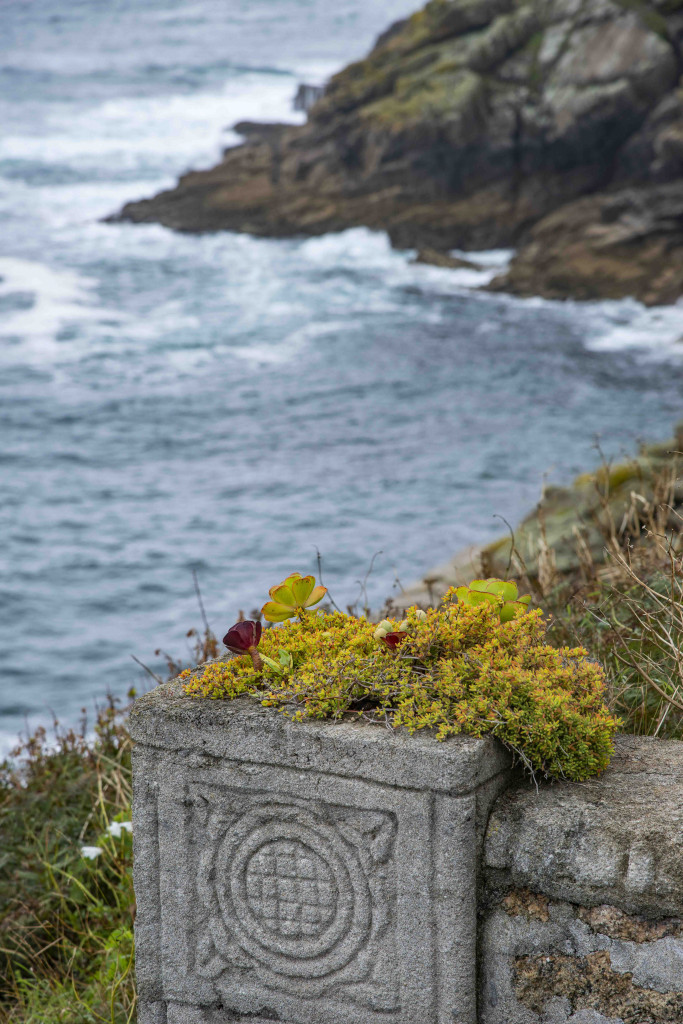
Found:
[113,0,683,304]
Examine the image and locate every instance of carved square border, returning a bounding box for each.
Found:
[188,784,400,1011]
[146,751,479,1024]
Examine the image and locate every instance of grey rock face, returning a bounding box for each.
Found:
[484,736,683,918]
[480,736,683,1024]
[130,681,512,1024]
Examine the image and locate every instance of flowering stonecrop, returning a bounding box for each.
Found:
[222,619,263,671]
[262,572,327,623]
[183,585,617,782]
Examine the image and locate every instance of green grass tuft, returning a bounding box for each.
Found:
[0,698,135,1024]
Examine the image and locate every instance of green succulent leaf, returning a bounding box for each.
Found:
[261,654,285,675]
[499,603,517,623]
[468,579,493,593]
[262,601,296,623]
[269,583,297,607]
[303,584,327,608]
[456,579,531,622]
[291,575,316,605]
[282,572,303,586]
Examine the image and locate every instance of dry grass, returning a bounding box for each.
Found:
[534,458,683,738]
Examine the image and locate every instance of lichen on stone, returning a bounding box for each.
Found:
[578,905,683,944]
[502,888,551,922]
[513,949,683,1023]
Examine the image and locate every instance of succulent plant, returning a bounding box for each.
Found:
[381,631,408,650]
[373,618,404,640]
[374,608,426,648]
[261,648,294,677]
[262,572,327,623]
[453,579,531,623]
[223,620,263,671]
[374,608,426,640]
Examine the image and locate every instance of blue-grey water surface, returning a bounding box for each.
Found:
[2,0,683,749]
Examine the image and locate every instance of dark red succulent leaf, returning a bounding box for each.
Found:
[381,631,408,650]
[223,619,262,653]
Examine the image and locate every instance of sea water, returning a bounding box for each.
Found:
[1,0,683,751]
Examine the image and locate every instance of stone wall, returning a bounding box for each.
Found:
[130,686,683,1024]
[480,738,683,1024]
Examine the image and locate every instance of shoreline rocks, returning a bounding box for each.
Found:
[111,0,683,304]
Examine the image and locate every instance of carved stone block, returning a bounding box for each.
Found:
[130,680,512,1024]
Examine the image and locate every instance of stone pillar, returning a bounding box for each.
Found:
[129,680,512,1024]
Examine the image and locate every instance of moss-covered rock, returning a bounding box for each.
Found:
[113,0,683,302]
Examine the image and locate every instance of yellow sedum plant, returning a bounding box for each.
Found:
[182,583,617,782]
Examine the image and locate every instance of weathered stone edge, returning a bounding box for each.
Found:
[129,680,512,795]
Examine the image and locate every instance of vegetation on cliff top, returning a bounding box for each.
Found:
[116,0,683,304]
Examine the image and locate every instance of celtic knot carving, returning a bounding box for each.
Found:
[191,786,398,1006]
[244,839,337,939]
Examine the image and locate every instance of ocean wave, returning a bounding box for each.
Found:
[0,257,116,356]
[298,228,513,292]
[230,319,352,366]
[582,298,683,359]
[0,71,305,182]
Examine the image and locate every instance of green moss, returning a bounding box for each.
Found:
[323,31,476,118]
[184,597,617,782]
[320,0,522,123]
[573,462,642,494]
[362,68,485,129]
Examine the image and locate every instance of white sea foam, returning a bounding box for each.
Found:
[299,228,513,292]
[230,319,351,365]
[582,297,683,359]
[0,257,123,355]
[0,73,305,176]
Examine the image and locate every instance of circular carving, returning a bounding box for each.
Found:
[244,839,337,940]
[212,802,372,979]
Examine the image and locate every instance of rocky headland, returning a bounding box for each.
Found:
[112,0,683,304]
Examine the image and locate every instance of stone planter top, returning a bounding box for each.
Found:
[129,679,511,796]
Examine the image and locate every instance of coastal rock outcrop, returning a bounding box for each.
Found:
[113,0,683,304]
